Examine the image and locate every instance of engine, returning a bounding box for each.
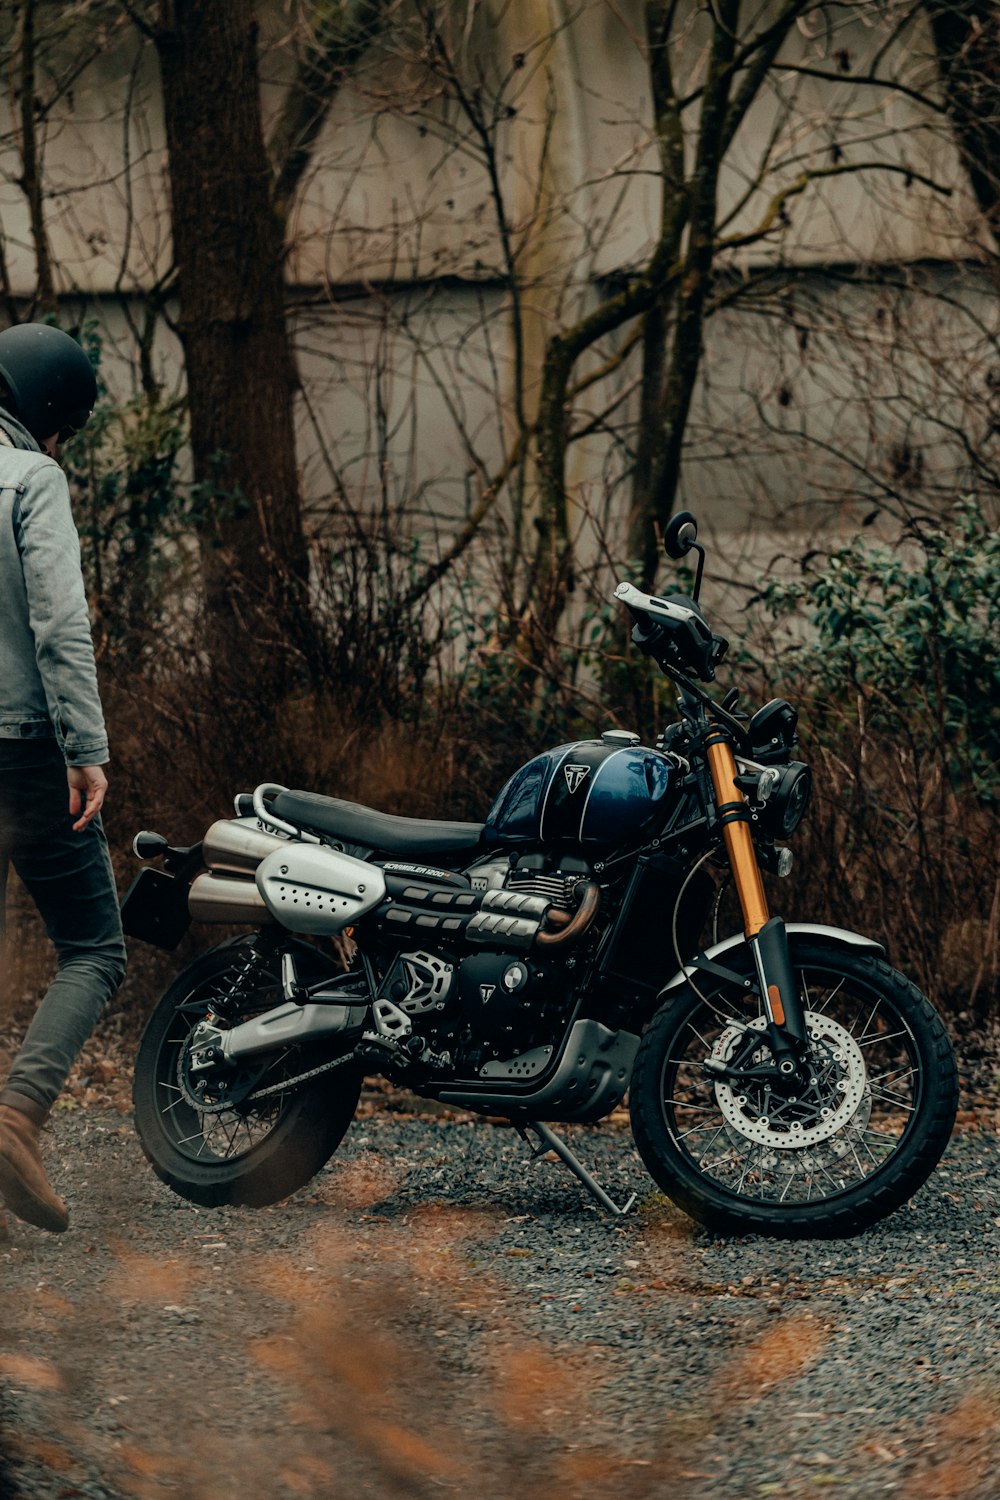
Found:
[365,853,590,1074]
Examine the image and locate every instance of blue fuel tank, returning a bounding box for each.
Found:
[484,739,677,849]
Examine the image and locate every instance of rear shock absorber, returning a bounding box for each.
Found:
[207,932,279,1021]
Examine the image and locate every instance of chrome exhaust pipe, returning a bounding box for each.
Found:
[188,871,272,924]
[202,817,286,875]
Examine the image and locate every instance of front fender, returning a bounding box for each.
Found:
[658,922,885,1000]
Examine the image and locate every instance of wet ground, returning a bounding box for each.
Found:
[1,1107,999,1500]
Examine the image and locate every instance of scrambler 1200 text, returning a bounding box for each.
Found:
[123,513,958,1237]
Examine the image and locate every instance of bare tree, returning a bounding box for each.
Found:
[1,0,118,317]
[126,0,308,662]
[114,0,390,673]
[344,1,954,708]
[12,0,56,314]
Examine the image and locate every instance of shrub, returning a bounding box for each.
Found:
[757,503,999,1015]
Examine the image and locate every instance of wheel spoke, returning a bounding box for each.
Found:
[752,1145,772,1193]
[811,976,846,1016]
[851,994,882,1038]
[869,1065,915,1086]
[215,1114,239,1157]
[674,1119,725,1144]
[860,1134,882,1165]
[857,1028,909,1048]
[817,1157,847,1188]
[870,1086,915,1112]
[693,1123,729,1159]
[735,1145,757,1195]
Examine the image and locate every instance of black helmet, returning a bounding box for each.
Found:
[0,322,97,442]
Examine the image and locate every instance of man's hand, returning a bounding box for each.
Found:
[67,765,108,832]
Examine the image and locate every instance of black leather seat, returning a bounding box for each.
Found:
[272,789,485,857]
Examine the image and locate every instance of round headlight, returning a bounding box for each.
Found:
[763,762,811,838]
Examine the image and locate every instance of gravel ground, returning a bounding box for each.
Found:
[1,1106,999,1500]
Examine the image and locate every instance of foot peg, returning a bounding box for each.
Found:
[515,1119,636,1217]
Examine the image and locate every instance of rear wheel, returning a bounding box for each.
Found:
[629,941,957,1237]
[133,941,363,1208]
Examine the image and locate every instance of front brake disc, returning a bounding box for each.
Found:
[710,1011,868,1150]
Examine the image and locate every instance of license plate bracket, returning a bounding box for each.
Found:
[120,866,191,950]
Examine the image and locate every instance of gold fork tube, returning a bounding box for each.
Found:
[705,736,769,938]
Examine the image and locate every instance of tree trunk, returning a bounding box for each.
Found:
[924,0,1000,239]
[629,1,689,585]
[155,0,309,666]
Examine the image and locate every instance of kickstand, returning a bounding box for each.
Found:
[515,1119,636,1217]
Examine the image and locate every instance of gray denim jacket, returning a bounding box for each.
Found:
[0,408,109,765]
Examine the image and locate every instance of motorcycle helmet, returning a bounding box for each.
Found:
[0,322,97,442]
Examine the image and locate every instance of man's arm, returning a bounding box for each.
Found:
[14,457,110,770]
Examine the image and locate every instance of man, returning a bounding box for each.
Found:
[0,322,126,1234]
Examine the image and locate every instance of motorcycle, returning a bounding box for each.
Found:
[123,512,958,1237]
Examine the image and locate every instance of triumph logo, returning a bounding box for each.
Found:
[563,763,591,795]
[479,984,496,1003]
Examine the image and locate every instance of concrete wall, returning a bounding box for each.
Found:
[1,0,994,589]
[0,1,980,297]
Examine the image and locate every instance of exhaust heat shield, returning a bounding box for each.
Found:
[255,844,385,935]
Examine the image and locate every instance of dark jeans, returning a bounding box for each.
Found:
[0,739,126,1113]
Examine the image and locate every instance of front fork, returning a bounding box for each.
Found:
[705,731,808,1070]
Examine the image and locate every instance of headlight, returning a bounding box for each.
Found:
[761,762,811,838]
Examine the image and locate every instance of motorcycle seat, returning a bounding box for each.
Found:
[272,789,486,856]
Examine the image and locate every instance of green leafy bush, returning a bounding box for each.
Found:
[60,326,189,667]
[754,503,999,1014]
[759,502,999,801]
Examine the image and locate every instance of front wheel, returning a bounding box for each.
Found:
[629,941,957,1238]
[133,941,363,1208]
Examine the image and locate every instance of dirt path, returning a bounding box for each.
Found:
[2,1108,1000,1500]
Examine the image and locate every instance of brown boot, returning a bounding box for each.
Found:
[0,1096,69,1233]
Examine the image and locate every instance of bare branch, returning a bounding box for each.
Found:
[772,62,948,116]
[720,0,814,155]
[119,1,159,42]
[400,435,525,612]
[717,160,953,254]
[0,217,18,324]
[15,0,56,315]
[269,0,390,226]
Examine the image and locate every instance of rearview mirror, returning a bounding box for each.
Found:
[664,510,698,560]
